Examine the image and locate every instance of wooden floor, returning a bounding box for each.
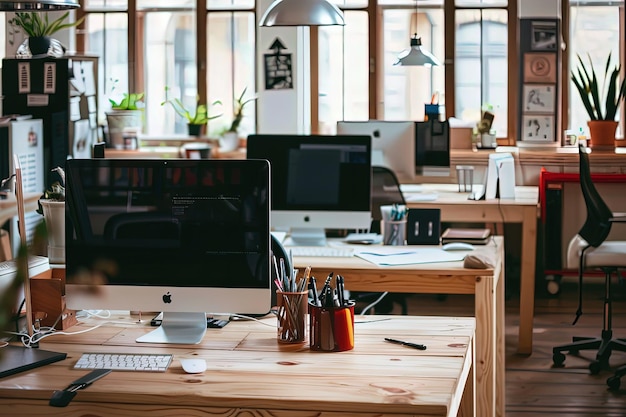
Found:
[379,274,626,417]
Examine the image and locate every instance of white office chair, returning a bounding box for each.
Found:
[551,144,626,390]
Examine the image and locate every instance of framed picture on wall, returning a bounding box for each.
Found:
[522,115,555,142]
[523,84,555,113]
[531,20,557,51]
[524,53,557,83]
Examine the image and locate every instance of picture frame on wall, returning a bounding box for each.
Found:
[523,84,555,113]
[522,115,555,142]
[524,53,557,83]
[531,20,557,51]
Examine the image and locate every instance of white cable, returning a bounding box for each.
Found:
[229,313,276,327]
[360,291,389,316]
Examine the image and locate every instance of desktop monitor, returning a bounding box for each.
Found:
[64,158,271,344]
[336,120,415,182]
[246,134,372,246]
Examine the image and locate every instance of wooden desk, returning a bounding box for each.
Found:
[404,183,538,356]
[0,315,475,417]
[293,238,503,417]
[0,192,40,226]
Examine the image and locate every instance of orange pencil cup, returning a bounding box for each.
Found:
[276,290,308,343]
[309,301,355,352]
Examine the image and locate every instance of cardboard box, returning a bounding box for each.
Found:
[450,127,473,149]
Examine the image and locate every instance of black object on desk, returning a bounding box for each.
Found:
[49,368,111,407]
[0,345,67,378]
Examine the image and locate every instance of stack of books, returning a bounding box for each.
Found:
[441,228,491,245]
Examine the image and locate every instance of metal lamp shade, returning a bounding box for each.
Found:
[260,0,345,27]
[0,0,79,9]
[394,35,441,67]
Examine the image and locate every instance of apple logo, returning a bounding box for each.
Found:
[372,129,380,138]
[162,292,172,304]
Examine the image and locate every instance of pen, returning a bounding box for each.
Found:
[384,337,427,350]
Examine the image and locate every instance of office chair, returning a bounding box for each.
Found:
[352,166,408,315]
[370,166,406,234]
[552,144,626,388]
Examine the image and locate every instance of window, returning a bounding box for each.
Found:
[568,1,623,138]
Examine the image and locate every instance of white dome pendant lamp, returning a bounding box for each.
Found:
[394,1,440,67]
[259,0,345,27]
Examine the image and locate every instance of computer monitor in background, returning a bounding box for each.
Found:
[247,134,372,246]
[336,120,415,182]
[64,158,271,344]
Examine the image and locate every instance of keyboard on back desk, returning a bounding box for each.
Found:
[74,352,173,372]
[288,246,355,258]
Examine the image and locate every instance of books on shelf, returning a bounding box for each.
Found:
[441,228,491,245]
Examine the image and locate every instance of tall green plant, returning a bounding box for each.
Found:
[161,87,222,125]
[571,52,626,121]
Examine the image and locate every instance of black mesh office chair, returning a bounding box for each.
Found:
[552,144,626,389]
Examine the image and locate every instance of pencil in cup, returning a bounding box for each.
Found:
[309,301,355,352]
[276,290,308,343]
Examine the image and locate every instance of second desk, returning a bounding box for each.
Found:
[293,237,504,417]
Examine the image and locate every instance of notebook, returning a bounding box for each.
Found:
[441,228,491,245]
[0,345,66,378]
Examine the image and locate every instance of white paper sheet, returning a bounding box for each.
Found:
[355,246,466,266]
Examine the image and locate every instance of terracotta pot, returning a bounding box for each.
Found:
[587,120,618,150]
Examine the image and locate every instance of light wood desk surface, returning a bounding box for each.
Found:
[293,237,504,417]
[0,192,40,226]
[404,183,539,356]
[0,315,475,417]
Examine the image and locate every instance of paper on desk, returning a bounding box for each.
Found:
[405,193,438,202]
[355,247,466,266]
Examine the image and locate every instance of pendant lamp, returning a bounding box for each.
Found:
[394,33,441,66]
[259,0,345,27]
[394,1,440,67]
[0,0,79,10]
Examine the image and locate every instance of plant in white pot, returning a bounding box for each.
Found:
[106,80,145,149]
[36,167,65,264]
[571,52,626,149]
[220,87,257,152]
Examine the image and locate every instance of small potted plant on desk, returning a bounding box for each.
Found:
[220,87,257,152]
[571,52,626,149]
[106,85,145,149]
[8,11,84,57]
[36,167,65,265]
[161,87,222,136]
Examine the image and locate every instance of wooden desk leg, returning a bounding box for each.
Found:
[474,275,496,417]
[459,356,475,417]
[496,253,506,417]
[518,206,537,355]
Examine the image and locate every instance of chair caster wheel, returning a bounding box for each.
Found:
[589,361,603,375]
[553,352,565,366]
[607,376,621,391]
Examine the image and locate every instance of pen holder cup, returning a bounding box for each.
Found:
[309,301,355,352]
[276,290,308,343]
[382,220,407,246]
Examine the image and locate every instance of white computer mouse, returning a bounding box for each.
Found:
[442,242,475,251]
[180,358,207,374]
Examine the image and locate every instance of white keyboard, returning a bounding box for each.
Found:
[74,352,173,372]
[288,246,355,258]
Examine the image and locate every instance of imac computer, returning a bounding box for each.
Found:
[336,120,415,182]
[64,158,271,344]
[246,134,372,246]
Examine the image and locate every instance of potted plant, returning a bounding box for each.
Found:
[571,52,626,149]
[106,80,144,149]
[36,167,65,264]
[220,87,257,152]
[9,11,84,57]
[161,87,222,136]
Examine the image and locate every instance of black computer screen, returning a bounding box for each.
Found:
[65,159,270,289]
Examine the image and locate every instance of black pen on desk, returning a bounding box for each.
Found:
[384,337,427,351]
[309,276,320,306]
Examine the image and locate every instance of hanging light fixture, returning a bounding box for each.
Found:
[259,0,345,27]
[0,0,79,10]
[394,1,440,66]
